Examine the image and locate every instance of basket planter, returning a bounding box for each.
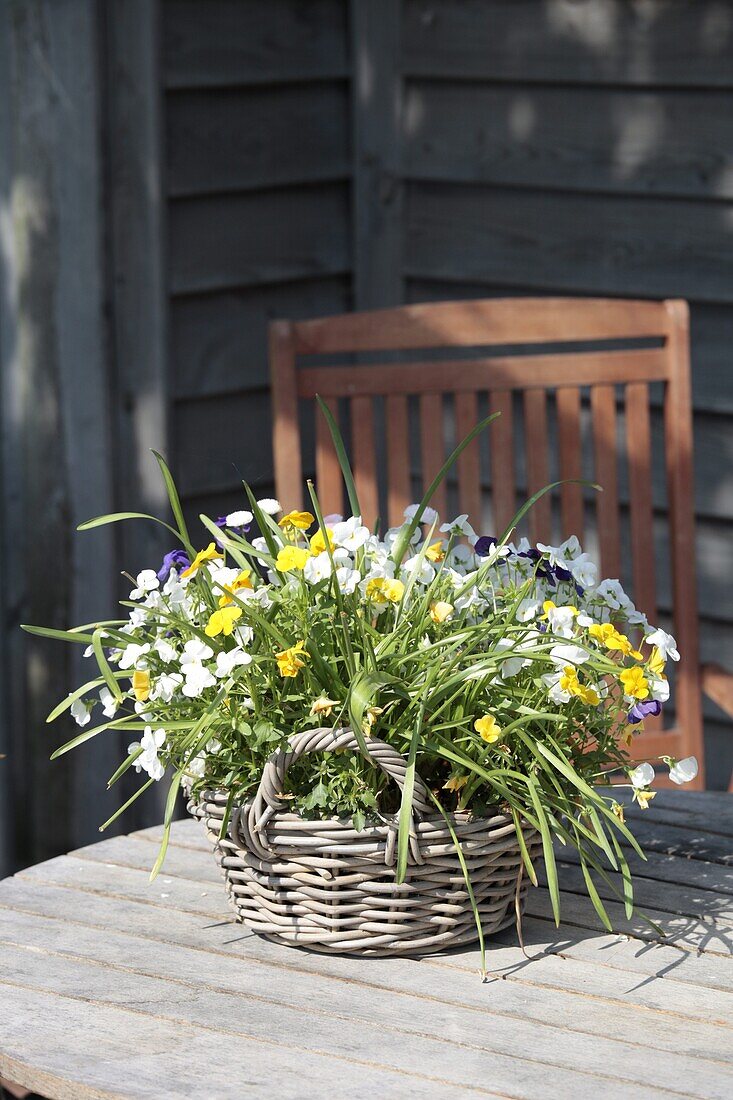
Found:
[188,726,541,957]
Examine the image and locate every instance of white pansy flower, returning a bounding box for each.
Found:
[128,726,166,781]
[215,647,252,678]
[233,624,254,648]
[516,597,543,622]
[550,643,589,667]
[182,663,217,699]
[99,686,118,719]
[440,514,477,542]
[569,554,597,589]
[70,697,93,726]
[559,535,582,559]
[252,536,269,554]
[304,552,333,584]
[225,510,253,527]
[208,565,241,590]
[596,578,633,612]
[645,628,680,662]
[154,637,178,664]
[150,672,183,703]
[129,607,149,629]
[544,604,578,639]
[543,670,571,704]
[332,516,370,552]
[400,555,435,586]
[669,756,698,785]
[495,638,531,678]
[447,544,474,569]
[180,639,214,667]
[404,503,439,526]
[384,525,421,549]
[162,573,188,609]
[576,612,596,628]
[630,762,655,789]
[536,542,569,570]
[130,569,160,601]
[257,498,281,515]
[336,566,361,595]
[117,642,151,670]
[648,676,670,703]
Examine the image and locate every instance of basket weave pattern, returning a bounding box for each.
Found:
[188,727,541,956]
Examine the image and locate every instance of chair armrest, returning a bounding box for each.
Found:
[701,663,733,719]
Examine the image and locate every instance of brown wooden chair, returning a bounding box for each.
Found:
[269,297,732,788]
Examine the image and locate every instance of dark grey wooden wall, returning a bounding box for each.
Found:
[1,0,731,876]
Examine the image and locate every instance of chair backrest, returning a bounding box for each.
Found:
[269,297,702,781]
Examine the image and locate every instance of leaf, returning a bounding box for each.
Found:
[511,808,538,887]
[149,770,183,881]
[46,675,121,724]
[51,716,133,759]
[152,450,192,551]
[77,511,184,543]
[92,628,123,705]
[99,777,155,832]
[22,624,96,645]
[243,483,281,560]
[391,411,500,566]
[427,788,486,977]
[347,671,403,759]
[352,809,366,833]
[580,856,613,933]
[316,395,360,519]
[497,479,600,546]
[396,667,439,884]
[526,776,561,926]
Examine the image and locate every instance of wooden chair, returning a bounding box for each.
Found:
[269,297,732,788]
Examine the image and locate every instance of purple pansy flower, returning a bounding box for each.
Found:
[628,700,662,725]
[157,548,191,583]
[474,535,497,557]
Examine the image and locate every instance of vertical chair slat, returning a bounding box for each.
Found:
[454,392,481,526]
[315,397,343,518]
[420,394,447,519]
[489,390,515,535]
[664,301,703,780]
[523,389,551,544]
[625,383,656,622]
[351,396,378,528]
[591,384,621,580]
[625,381,660,730]
[269,322,303,509]
[556,387,584,541]
[386,394,411,527]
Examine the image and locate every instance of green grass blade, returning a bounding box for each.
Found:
[152,449,192,550]
[46,675,121,723]
[428,788,486,976]
[77,511,184,544]
[22,624,96,645]
[243,483,281,559]
[580,854,613,932]
[526,776,561,926]
[92,628,123,705]
[316,395,360,518]
[511,808,538,887]
[99,777,154,832]
[497,479,600,546]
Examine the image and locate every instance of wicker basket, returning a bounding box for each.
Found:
[188,726,541,957]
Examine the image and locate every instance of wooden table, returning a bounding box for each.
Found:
[0,790,731,1099]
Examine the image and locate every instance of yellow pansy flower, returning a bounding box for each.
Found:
[633,788,656,810]
[309,528,335,555]
[620,666,650,700]
[204,605,243,638]
[181,542,223,579]
[365,576,404,605]
[132,669,150,702]
[543,599,578,618]
[429,600,454,624]
[218,569,254,606]
[310,695,339,717]
[589,623,643,660]
[474,713,502,743]
[275,545,309,572]
[276,640,309,677]
[648,647,667,680]
[611,801,625,825]
[559,666,600,706]
[279,510,314,532]
[443,774,469,792]
[425,541,446,563]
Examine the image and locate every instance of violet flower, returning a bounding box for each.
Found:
[627,700,662,725]
[157,548,191,583]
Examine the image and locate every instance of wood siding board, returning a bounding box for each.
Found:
[170,279,352,401]
[405,183,733,304]
[162,0,349,89]
[625,383,657,622]
[168,184,351,295]
[403,82,733,201]
[269,323,303,511]
[350,0,403,308]
[402,0,733,88]
[166,83,350,197]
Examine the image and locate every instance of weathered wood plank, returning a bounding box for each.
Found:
[405,182,733,303]
[166,83,349,197]
[168,184,350,295]
[404,82,733,200]
[402,0,733,87]
[162,0,349,88]
[1,910,731,1096]
[0,982,432,1100]
[174,392,274,498]
[2,873,730,1028]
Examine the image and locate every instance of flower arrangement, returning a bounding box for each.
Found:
[25,411,698,959]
